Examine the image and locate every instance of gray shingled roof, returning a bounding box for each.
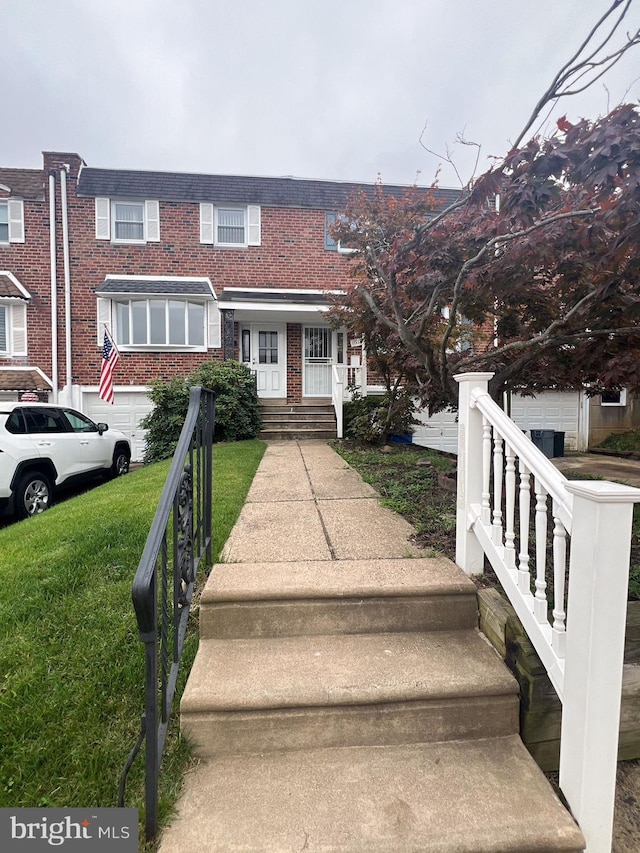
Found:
[0,273,30,299]
[77,167,463,211]
[0,369,51,391]
[95,277,215,296]
[0,169,45,200]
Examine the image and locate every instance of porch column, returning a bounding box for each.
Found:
[222,309,235,361]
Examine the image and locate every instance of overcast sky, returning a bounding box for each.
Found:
[5,0,640,187]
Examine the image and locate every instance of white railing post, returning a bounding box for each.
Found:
[331,365,344,438]
[454,372,494,575]
[559,480,640,853]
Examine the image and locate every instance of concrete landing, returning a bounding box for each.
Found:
[221,442,423,562]
[159,737,585,853]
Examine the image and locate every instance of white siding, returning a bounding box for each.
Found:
[412,390,581,455]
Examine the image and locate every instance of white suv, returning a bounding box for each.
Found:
[0,403,131,518]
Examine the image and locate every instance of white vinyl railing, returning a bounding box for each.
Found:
[455,373,640,853]
[331,365,344,438]
[331,365,364,438]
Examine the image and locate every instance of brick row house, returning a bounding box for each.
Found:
[1,151,635,460]
[0,151,461,459]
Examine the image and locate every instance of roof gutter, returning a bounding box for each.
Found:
[48,172,59,401]
[60,167,72,392]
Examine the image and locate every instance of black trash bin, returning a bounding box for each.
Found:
[553,431,565,458]
[531,429,555,458]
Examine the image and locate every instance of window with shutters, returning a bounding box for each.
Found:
[0,200,25,245]
[200,203,261,247]
[0,204,7,244]
[94,198,160,243]
[0,301,27,355]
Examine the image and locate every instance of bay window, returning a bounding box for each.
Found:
[115,298,205,347]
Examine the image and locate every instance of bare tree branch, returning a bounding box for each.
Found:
[514,0,640,148]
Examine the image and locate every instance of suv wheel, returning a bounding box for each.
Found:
[111,448,130,478]
[16,472,53,518]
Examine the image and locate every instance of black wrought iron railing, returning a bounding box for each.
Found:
[118,386,214,841]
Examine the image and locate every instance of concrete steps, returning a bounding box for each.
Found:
[181,630,520,756]
[168,556,585,852]
[259,402,337,440]
[159,738,585,853]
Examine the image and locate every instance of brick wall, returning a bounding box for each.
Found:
[38,155,356,389]
[286,324,302,402]
[0,183,53,380]
[11,153,501,400]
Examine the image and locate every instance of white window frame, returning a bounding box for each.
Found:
[0,199,25,244]
[200,203,261,247]
[95,198,160,244]
[601,388,628,407]
[98,296,220,352]
[113,200,145,244]
[325,211,357,254]
[0,300,27,356]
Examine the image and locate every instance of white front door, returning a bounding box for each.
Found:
[247,324,286,398]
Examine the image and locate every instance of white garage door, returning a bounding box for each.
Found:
[412,407,459,454]
[82,389,154,463]
[510,391,580,451]
[412,390,581,455]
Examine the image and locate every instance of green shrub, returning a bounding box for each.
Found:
[191,360,262,443]
[141,360,262,463]
[343,387,416,444]
[141,377,191,463]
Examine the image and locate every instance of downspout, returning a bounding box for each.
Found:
[48,173,59,402]
[60,167,72,395]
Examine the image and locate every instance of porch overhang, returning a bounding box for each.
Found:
[217,287,344,323]
[0,367,52,392]
[95,274,216,299]
[0,271,31,300]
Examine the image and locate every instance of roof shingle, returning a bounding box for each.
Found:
[77,167,462,211]
[0,369,51,391]
[95,277,214,296]
[0,273,30,299]
[0,169,45,200]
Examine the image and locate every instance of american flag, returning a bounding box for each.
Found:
[99,327,120,404]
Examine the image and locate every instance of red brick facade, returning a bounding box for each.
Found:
[0,151,462,412]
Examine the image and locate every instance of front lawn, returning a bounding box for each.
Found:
[0,440,265,842]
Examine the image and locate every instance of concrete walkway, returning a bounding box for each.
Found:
[220,439,427,564]
[553,451,640,487]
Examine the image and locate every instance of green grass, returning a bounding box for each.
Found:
[0,439,265,845]
[597,428,640,453]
